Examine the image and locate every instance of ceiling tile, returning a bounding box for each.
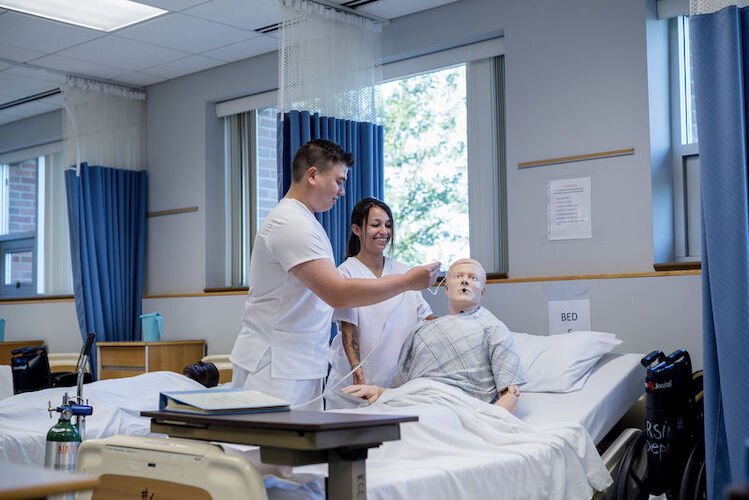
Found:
[185,0,280,31]
[203,35,276,62]
[110,71,164,87]
[0,42,45,63]
[358,0,459,19]
[32,53,130,80]
[0,11,101,54]
[136,0,211,12]
[0,97,61,119]
[115,12,254,53]
[0,72,59,98]
[4,64,66,85]
[57,36,188,72]
[142,54,224,79]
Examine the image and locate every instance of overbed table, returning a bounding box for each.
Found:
[141,409,418,500]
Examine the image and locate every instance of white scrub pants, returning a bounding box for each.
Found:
[231,352,323,411]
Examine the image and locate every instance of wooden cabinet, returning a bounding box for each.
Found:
[97,340,206,380]
[0,340,44,365]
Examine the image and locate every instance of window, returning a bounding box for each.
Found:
[379,65,469,268]
[224,106,278,287]
[671,16,700,262]
[0,150,70,297]
[220,50,505,280]
[0,156,38,296]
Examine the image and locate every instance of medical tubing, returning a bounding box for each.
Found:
[426,273,447,296]
[291,292,409,410]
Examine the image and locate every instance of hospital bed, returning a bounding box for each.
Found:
[135,352,644,499]
[0,351,644,499]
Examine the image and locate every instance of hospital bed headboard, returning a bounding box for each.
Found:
[76,435,267,499]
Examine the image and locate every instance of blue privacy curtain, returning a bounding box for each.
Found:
[691,6,749,496]
[278,110,384,264]
[65,163,148,379]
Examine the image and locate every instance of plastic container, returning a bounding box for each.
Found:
[140,313,163,342]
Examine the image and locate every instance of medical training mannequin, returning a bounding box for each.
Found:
[342,258,525,413]
[325,198,436,409]
[230,140,440,410]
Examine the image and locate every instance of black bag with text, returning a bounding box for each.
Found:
[11,344,52,394]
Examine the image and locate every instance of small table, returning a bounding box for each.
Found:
[0,462,98,499]
[97,340,206,380]
[142,409,418,500]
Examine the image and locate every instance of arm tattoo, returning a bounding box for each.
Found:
[341,322,362,367]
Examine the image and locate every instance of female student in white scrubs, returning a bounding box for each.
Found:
[325,198,435,409]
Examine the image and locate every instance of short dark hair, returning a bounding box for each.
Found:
[347,197,395,258]
[292,139,355,182]
[183,361,219,388]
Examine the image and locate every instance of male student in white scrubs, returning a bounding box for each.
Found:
[230,139,440,410]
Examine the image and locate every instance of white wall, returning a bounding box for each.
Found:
[0,0,703,367]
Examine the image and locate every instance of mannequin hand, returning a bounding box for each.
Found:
[341,384,385,404]
[496,384,520,414]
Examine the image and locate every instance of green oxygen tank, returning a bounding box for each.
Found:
[44,398,81,470]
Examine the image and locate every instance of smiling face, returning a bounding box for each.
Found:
[444,260,486,314]
[310,162,348,212]
[353,206,392,257]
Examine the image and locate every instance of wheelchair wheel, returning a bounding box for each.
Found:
[678,438,706,500]
[614,430,648,500]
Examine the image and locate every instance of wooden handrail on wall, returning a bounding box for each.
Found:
[147,206,199,218]
[0,269,700,303]
[518,148,635,169]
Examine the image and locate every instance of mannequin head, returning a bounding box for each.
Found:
[444,258,486,314]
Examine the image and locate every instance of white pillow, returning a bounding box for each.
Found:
[511,331,622,393]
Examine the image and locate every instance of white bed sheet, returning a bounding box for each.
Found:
[517,352,645,444]
[0,371,204,465]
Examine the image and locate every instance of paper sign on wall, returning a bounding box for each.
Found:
[548,177,592,240]
[548,299,591,334]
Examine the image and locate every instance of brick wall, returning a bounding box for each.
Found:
[8,159,37,234]
[256,107,278,226]
[6,159,36,284]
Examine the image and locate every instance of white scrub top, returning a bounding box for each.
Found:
[230,198,335,381]
[326,257,432,408]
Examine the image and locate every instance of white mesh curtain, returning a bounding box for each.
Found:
[63,76,146,172]
[690,0,749,13]
[277,0,383,123]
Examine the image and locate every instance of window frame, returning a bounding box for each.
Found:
[0,233,36,297]
[221,102,278,288]
[381,44,507,273]
[670,16,701,263]
[0,142,64,298]
[215,39,506,283]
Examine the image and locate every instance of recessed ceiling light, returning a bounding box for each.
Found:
[0,0,167,32]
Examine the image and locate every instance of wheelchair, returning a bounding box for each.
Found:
[612,349,705,500]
